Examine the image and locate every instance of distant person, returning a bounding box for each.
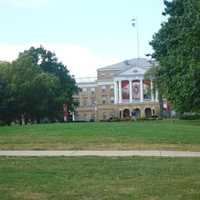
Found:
[132,111,137,121]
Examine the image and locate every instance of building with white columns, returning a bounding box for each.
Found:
[74,58,160,121]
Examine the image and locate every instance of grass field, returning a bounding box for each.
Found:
[0,157,199,200]
[0,120,199,151]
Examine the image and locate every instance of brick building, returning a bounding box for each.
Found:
[74,58,160,121]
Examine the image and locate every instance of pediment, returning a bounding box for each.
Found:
[118,66,146,76]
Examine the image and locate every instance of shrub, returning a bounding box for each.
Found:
[180,113,200,120]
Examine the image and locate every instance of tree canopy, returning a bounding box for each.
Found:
[0,47,78,125]
[150,0,200,112]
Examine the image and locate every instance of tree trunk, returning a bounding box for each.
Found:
[36,117,40,124]
[20,114,25,126]
[158,94,164,119]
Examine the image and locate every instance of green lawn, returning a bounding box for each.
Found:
[0,120,200,151]
[0,157,200,200]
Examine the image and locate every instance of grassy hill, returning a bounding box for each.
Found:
[0,157,200,200]
[0,120,199,151]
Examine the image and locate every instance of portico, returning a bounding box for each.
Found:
[114,79,156,104]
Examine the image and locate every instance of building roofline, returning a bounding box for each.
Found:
[76,77,97,84]
[97,58,154,71]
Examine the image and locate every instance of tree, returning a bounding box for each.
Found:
[150,0,200,113]
[144,63,164,118]
[9,56,60,123]
[19,47,78,118]
[0,62,15,125]
[0,46,78,124]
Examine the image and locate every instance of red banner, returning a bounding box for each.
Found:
[63,104,68,121]
[122,80,129,100]
[132,80,140,100]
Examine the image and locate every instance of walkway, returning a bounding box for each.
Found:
[0,150,200,157]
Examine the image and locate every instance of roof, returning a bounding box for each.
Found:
[75,58,157,84]
[97,58,154,72]
[76,77,97,84]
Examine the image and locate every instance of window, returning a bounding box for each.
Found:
[102,100,106,104]
[110,97,114,104]
[90,88,95,95]
[91,98,96,106]
[83,113,89,121]
[90,87,95,92]
[102,96,107,104]
[101,85,106,93]
[110,112,114,119]
[83,99,87,106]
[110,85,114,93]
[82,88,87,95]
[91,114,95,121]
[103,113,107,120]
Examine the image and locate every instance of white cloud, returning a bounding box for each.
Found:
[0,43,119,77]
[0,0,50,8]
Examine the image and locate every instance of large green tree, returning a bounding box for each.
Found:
[10,55,60,123]
[19,47,78,116]
[150,0,200,112]
[0,62,16,124]
[144,64,165,118]
[0,47,78,124]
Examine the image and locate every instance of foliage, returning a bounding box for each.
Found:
[0,62,15,124]
[0,47,78,124]
[144,64,164,118]
[150,0,200,112]
[180,113,200,120]
[19,47,79,113]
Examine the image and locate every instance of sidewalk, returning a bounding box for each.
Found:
[0,150,200,157]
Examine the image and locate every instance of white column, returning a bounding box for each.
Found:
[151,80,154,101]
[129,109,132,117]
[95,106,97,121]
[140,79,143,102]
[119,80,122,104]
[114,81,118,104]
[72,112,75,121]
[155,90,159,102]
[129,80,132,103]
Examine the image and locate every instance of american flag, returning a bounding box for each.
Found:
[131,18,136,27]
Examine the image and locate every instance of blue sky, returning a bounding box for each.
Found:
[0,0,165,77]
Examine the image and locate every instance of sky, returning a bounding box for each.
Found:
[0,0,166,78]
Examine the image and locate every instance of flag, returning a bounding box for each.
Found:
[131,18,136,27]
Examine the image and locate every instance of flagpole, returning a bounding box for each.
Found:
[132,18,140,59]
[136,17,140,59]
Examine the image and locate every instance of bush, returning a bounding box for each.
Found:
[180,113,200,120]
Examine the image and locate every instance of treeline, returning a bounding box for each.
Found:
[0,47,78,125]
[149,0,200,113]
